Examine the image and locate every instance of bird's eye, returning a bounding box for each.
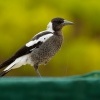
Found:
[56,20,63,24]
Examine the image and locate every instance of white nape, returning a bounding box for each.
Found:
[46,22,54,32]
[33,21,54,38]
[26,33,53,47]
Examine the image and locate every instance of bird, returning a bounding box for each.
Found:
[0,17,73,77]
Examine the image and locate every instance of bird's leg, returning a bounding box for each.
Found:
[34,64,41,77]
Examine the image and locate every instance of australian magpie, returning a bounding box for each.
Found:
[0,17,73,77]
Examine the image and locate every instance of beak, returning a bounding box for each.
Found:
[63,20,73,26]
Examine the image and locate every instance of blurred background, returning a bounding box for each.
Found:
[0,0,100,77]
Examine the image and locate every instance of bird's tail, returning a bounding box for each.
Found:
[0,56,15,69]
[0,62,16,77]
[0,70,9,76]
[0,59,14,77]
[0,55,29,77]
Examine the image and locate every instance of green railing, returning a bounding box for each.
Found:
[0,71,100,100]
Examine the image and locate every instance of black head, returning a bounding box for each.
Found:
[51,17,73,31]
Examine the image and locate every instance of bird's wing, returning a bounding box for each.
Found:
[0,31,53,69]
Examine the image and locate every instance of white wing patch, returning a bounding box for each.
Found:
[26,33,53,47]
[26,40,37,47]
[26,21,54,47]
[47,22,54,32]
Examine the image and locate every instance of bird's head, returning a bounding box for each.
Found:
[47,17,73,32]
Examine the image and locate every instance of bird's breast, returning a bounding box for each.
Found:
[39,34,63,55]
[31,34,63,64]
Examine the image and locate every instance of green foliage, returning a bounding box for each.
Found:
[0,0,100,76]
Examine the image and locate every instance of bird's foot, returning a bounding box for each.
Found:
[36,69,42,77]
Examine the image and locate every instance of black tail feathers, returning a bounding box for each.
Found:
[0,57,14,69]
[0,70,9,77]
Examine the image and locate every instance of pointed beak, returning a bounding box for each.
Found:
[63,20,73,26]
